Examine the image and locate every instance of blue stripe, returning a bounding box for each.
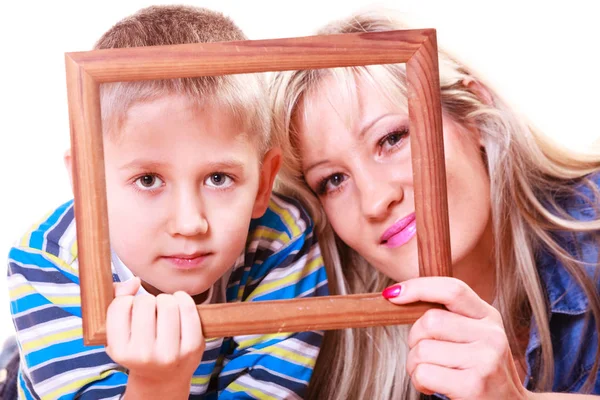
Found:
[192,394,213,400]
[69,372,127,400]
[252,267,327,301]
[8,260,75,285]
[245,231,316,290]
[29,201,73,251]
[9,247,79,283]
[236,331,323,353]
[275,193,312,227]
[45,205,74,257]
[18,370,36,400]
[222,353,313,382]
[11,291,81,320]
[25,339,103,368]
[250,207,293,239]
[31,350,115,383]
[243,367,307,396]
[9,194,324,399]
[314,281,330,297]
[63,306,82,316]
[200,344,223,363]
[13,306,73,331]
[294,330,325,348]
[11,292,57,316]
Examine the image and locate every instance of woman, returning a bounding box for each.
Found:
[270,11,600,399]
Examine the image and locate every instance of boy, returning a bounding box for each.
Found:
[7,5,328,399]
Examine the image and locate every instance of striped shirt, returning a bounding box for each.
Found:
[7,193,329,399]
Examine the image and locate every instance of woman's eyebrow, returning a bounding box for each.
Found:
[358,113,397,139]
[304,159,330,176]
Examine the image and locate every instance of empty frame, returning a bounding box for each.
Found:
[65,29,452,345]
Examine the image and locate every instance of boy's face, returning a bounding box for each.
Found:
[100,94,274,297]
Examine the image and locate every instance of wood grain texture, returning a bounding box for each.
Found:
[406,31,453,278]
[65,29,431,82]
[65,57,114,346]
[89,295,442,343]
[66,29,451,346]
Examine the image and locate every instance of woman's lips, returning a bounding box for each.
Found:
[380,213,417,248]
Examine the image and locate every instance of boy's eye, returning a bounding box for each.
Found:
[205,173,233,188]
[135,174,163,190]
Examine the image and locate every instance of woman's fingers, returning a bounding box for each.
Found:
[410,363,483,398]
[406,337,506,375]
[407,339,467,376]
[407,308,504,348]
[384,277,498,321]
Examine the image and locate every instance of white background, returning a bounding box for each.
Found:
[1,0,599,345]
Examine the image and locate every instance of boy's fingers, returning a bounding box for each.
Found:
[114,277,141,297]
[174,291,204,356]
[106,295,134,357]
[156,294,180,362]
[130,295,157,354]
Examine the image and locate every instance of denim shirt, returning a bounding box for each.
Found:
[431,173,600,399]
[525,173,600,393]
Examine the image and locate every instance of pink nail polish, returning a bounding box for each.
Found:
[382,285,402,299]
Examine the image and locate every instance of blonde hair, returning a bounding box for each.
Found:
[95,5,270,154]
[270,11,600,399]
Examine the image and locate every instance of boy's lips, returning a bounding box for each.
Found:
[380,213,417,248]
[162,252,212,270]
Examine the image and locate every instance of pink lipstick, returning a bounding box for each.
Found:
[380,213,417,248]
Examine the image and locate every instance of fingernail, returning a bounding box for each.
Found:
[382,285,402,299]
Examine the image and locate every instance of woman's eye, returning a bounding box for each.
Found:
[205,173,233,188]
[134,174,163,190]
[317,173,347,195]
[379,128,409,151]
[329,174,345,187]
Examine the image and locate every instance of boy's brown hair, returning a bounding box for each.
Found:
[96,5,270,154]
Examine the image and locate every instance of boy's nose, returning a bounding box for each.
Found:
[170,194,208,237]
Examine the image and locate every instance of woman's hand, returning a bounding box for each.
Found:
[105,278,205,398]
[383,277,529,400]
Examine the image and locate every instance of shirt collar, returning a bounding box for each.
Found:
[536,247,589,315]
[110,251,214,304]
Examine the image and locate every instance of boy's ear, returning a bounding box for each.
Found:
[63,149,74,192]
[252,147,282,219]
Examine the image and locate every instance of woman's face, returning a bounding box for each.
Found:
[296,75,493,283]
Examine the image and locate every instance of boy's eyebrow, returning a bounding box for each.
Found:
[118,159,170,171]
[118,159,247,171]
[203,159,246,170]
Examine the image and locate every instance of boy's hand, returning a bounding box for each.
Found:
[106,277,205,396]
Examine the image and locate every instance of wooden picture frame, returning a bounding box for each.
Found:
[65,29,452,346]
